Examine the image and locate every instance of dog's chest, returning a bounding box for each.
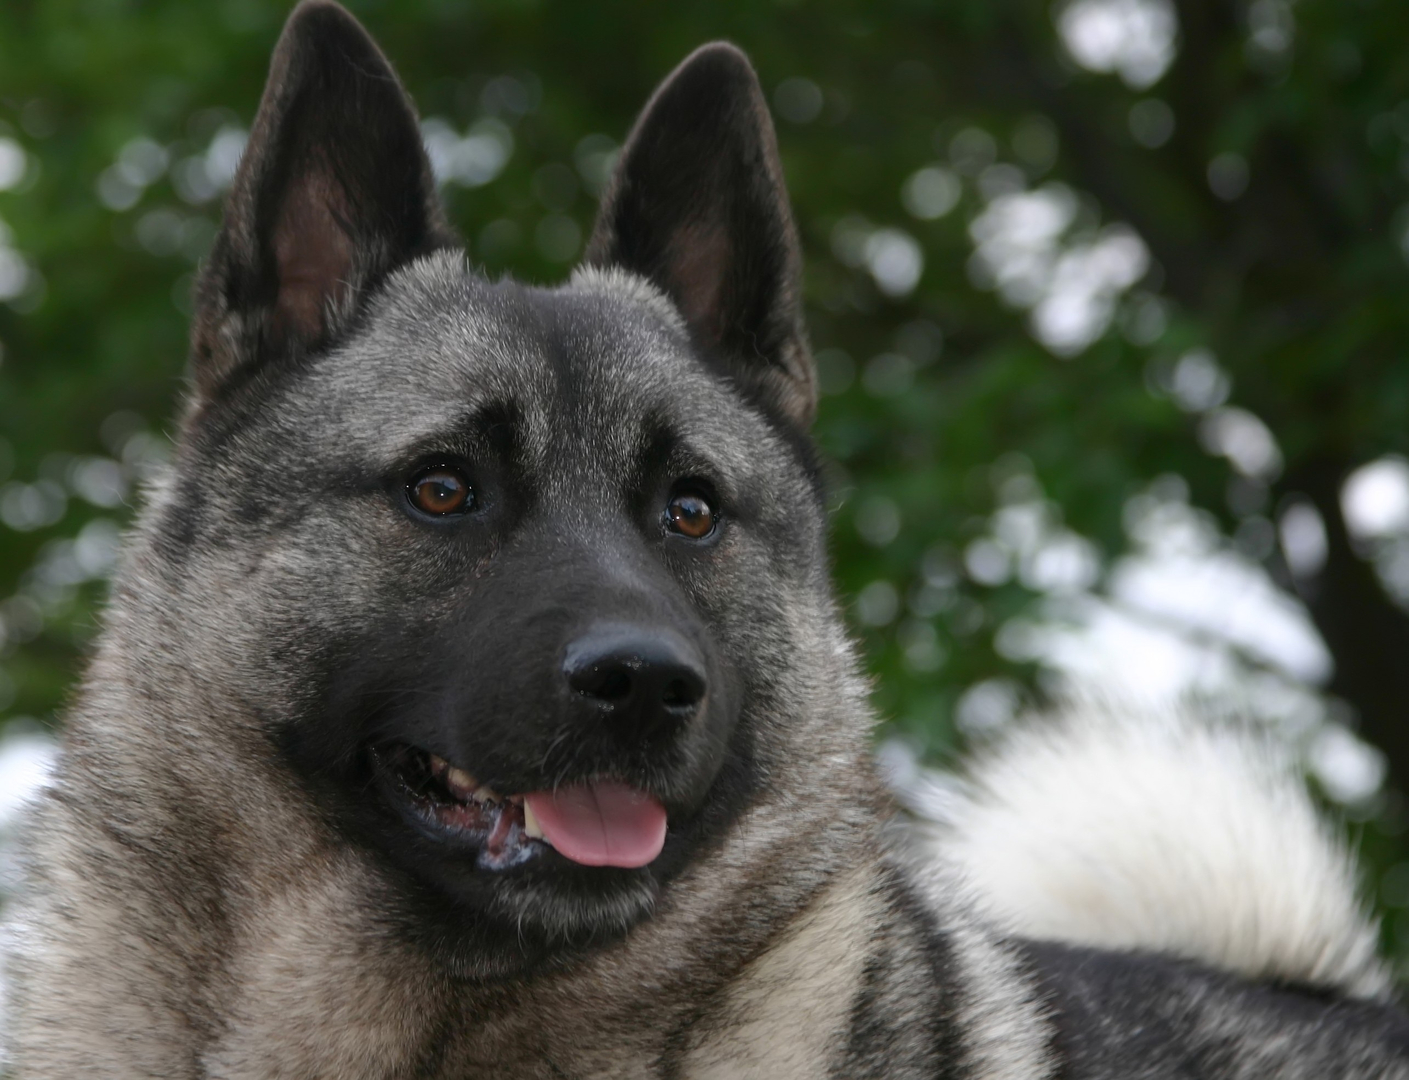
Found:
[418,870,879,1080]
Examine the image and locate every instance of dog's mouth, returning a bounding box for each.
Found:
[369,742,668,872]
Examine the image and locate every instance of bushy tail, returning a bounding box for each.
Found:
[921,707,1392,999]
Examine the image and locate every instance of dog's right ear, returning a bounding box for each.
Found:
[190,0,455,400]
[585,44,816,430]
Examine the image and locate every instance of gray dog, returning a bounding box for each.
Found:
[7,3,1409,1076]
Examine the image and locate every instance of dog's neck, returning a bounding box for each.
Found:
[195,798,887,1078]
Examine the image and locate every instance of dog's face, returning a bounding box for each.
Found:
[146,2,841,971]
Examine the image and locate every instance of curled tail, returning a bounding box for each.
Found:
[922,708,1392,999]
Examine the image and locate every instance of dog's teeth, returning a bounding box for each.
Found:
[473,784,501,805]
[443,766,478,799]
[428,754,450,778]
[522,800,545,840]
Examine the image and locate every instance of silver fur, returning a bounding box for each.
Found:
[6,6,1407,1076]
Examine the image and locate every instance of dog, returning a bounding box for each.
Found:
[6,2,1409,1075]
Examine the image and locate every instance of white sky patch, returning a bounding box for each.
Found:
[1010,594,1241,701]
[930,469,1382,808]
[970,184,1076,306]
[97,134,177,211]
[1309,724,1387,806]
[831,217,925,298]
[203,126,247,188]
[1342,456,1409,541]
[965,537,1012,586]
[0,728,57,1050]
[1247,0,1295,56]
[0,215,30,304]
[864,228,925,297]
[1207,152,1250,201]
[0,480,65,531]
[968,183,1149,356]
[0,729,55,829]
[1057,0,1179,89]
[170,125,248,205]
[1023,530,1102,594]
[976,497,1103,596]
[0,249,29,303]
[0,140,28,192]
[422,118,514,189]
[1197,406,1282,481]
[1335,456,1409,609]
[927,555,1379,809]
[1110,549,1330,684]
[1279,499,1329,579]
[902,165,962,220]
[955,678,1022,738]
[1118,490,1327,681]
[1031,226,1149,356]
[1164,348,1231,412]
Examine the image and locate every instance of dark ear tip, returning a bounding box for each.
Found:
[277,0,381,60]
[265,0,405,111]
[283,0,363,32]
[679,40,756,71]
[663,40,764,97]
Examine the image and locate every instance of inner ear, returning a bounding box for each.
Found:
[667,222,730,340]
[585,43,816,429]
[189,0,456,400]
[271,167,355,345]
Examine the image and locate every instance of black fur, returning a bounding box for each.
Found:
[1024,939,1409,1078]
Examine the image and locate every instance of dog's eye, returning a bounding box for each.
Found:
[408,467,473,516]
[665,489,716,539]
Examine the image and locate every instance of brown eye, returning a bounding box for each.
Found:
[666,490,717,539]
[408,467,473,516]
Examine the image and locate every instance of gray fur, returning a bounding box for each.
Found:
[6,4,1409,1076]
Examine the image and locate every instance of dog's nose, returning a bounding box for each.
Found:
[564,625,707,737]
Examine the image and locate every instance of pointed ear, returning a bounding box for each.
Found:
[584,44,816,428]
[191,0,456,399]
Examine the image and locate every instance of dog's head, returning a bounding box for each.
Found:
[141,0,867,973]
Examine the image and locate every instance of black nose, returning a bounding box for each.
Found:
[563,625,707,737]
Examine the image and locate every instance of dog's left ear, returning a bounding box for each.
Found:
[584,44,816,429]
[190,0,456,400]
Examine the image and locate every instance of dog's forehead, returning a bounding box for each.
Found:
[307,252,767,473]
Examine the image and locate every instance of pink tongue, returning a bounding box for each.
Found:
[523,782,667,868]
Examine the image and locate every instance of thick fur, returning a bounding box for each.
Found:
[6,4,1409,1077]
[927,708,1392,1000]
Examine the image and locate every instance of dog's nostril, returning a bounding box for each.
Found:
[563,625,708,734]
[661,674,704,710]
[593,670,633,703]
[662,678,690,709]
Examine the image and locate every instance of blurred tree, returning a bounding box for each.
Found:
[3,0,1409,960]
